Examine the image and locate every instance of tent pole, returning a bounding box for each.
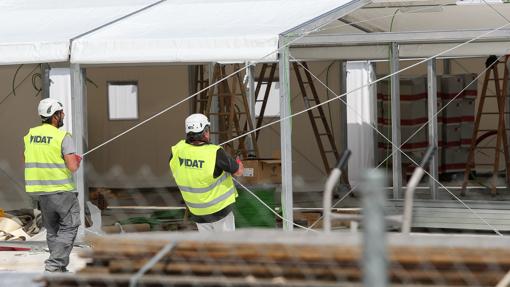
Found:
[279,44,294,231]
[390,42,402,199]
[71,63,87,239]
[427,59,439,199]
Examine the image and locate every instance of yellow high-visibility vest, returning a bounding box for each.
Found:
[169,140,237,216]
[24,124,74,193]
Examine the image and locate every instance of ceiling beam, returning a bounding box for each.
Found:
[291,29,510,46]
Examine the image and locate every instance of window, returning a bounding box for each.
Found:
[255,81,280,117]
[108,81,139,120]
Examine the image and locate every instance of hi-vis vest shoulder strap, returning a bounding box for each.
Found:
[169,140,236,216]
[24,124,75,193]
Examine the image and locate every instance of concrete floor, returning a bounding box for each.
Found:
[0,241,88,287]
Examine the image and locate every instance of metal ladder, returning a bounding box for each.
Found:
[292,62,351,190]
[202,64,259,157]
[461,55,510,196]
[254,63,277,141]
[191,65,210,114]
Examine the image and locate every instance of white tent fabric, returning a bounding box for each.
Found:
[346,61,376,185]
[0,0,157,65]
[71,0,356,64]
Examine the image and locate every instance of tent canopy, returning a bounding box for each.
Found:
[292,2,510,59]
[71,0,366,64]
[0,0,158,65]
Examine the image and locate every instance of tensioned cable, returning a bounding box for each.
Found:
[81,7,363,157]
[216,24,510,233]
[481,0,510,24]
[82,3,474,157]
[292,55,504,236]
[79,5,510,231]
[306,54,504,230]
[233,178,318,232]
[221,22,510,147]
[224,28,507,232]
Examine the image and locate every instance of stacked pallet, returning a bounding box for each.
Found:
[41,231,510,286]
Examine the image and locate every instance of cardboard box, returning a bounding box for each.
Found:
[239,159,281,185]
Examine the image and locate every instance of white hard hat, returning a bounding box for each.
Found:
[185,113,210,133]
[38,98,63,118]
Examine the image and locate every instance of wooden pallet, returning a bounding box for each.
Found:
[39,231,510,286]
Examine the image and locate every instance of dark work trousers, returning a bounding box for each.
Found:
[38,192,80,271]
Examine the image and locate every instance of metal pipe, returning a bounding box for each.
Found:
[323,150,351,233]
[402,146,437,234]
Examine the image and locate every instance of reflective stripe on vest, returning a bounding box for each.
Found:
[169,140,237,216]
[184,187,236,208]
[25,178,74,186]
[178,173,228,193]
[24,124,75,193]
[25,163,67,169]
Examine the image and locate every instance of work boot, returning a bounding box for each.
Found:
[45,267,69,273]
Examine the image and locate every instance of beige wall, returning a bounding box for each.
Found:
[85,66,188,188]
[84,62,344,189]
[0,64,43,209]
[1,57,503,209]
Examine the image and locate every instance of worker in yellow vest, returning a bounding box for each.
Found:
[169,113,244,232]
[24,98,82,272]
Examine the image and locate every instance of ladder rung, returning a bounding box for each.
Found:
[324,150,336,153]
[318,133,331,136]
[210,131,229,134]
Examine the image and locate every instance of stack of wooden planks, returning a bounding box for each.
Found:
[40,231,510,286]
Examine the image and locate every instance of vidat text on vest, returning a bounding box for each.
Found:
[179,157,205,168]
[30,135,53,144]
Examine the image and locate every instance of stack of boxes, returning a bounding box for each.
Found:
[376,74,477,175]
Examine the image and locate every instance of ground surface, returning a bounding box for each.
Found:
[0,241,88,287]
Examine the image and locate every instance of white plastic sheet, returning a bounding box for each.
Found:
[346,61,376,185]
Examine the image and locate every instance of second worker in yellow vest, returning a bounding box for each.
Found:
[24,98,82,272]
[169,113,244,232]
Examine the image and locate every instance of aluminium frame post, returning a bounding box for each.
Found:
[390,42,402,199]
[70,63,87,239]
[427,59,439,199]
[279,42,294,231]
[246,62,256,155]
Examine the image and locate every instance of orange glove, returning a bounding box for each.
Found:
[74,154,82,163]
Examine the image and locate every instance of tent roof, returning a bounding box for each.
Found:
[292,2,510,59]
[0,0,158,65]
[70,0,367,64]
